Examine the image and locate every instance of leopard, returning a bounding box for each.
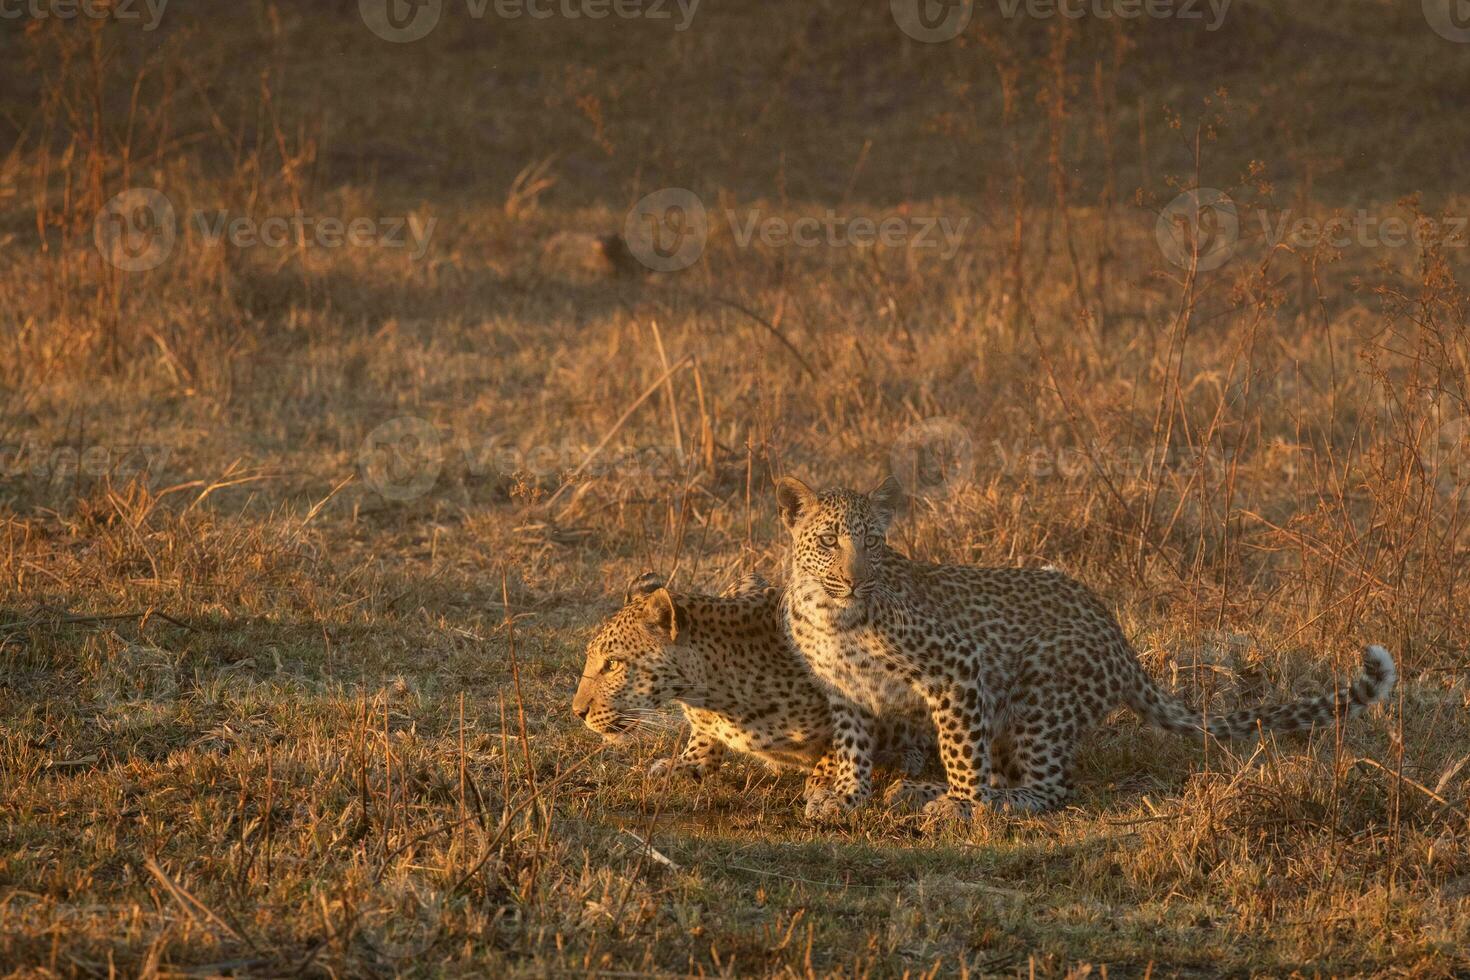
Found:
[774,475,1398,825]
[571,571,936,798]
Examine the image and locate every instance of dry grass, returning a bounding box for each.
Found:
[3,2,1470,976]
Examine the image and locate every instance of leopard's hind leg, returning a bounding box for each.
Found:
[979,680,1106,813]
[889,724,1033,811]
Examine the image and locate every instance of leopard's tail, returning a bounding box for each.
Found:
[1122,644,1396,739]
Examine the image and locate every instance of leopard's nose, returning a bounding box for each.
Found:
[573,701,590,720]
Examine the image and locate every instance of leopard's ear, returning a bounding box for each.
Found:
[867,475,905,528]
[775,476,818,532]
[639,587,685,642]
[624,571,665,605]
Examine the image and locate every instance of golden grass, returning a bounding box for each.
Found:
[3,2,1470,976]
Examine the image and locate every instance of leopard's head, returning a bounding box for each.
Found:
[775,475,904,610]
[572,574,698,740]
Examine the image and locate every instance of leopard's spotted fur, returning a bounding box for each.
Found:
[775,476,1397,823]
[572,572,934,795]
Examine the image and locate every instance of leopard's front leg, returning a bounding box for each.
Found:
[921,687,994,828]
[803,698,875,822]
[648,727,725,781]
[802,750,836,802]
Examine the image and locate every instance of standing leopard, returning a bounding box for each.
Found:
[775,475,1397,824]
[571,572,934,796]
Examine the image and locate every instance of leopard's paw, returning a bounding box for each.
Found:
[883,779,947,813]
[920,794,975,830]
[803,787,863,823]
[647,757,698,780]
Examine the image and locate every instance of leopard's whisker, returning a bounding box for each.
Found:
[620,710,684,732]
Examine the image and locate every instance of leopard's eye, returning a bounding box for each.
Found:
[602,658,622,673]
[817,533,838,548]
[864,533,882,549]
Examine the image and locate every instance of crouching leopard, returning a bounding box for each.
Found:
[775,475,1397,825]
[571,572,935,798]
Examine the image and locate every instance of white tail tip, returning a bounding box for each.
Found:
[1363,644,1397,704]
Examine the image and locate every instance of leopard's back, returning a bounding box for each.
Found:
[775,476,1396,822]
